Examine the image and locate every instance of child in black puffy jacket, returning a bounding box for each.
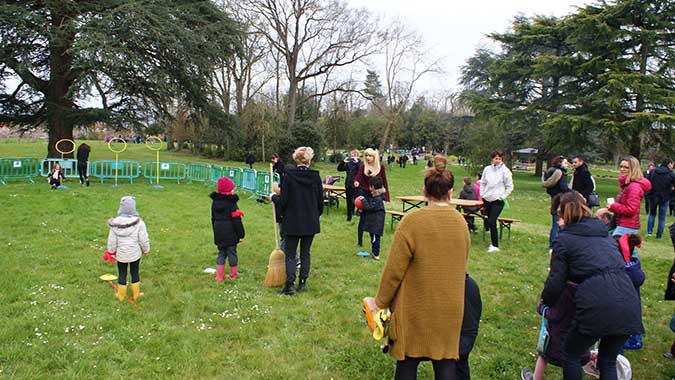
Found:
[210,177,245,281]
[358,176,385,260]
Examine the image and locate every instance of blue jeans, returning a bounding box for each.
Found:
[612,226,639,259]
[549,214,559,249]
[370,233,381,257]
[647,198,669,238]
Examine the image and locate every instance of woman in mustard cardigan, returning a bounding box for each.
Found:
[374,155,470,380]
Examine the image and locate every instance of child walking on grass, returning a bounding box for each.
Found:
[358,176,386,260]
[210,177,245,281]
[107,196,150,303]
[521,284,590,380]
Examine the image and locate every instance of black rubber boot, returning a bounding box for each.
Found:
[278,281,296,296]
[297,279,307,292]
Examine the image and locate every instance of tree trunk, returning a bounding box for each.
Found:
[287,77,298,129]
[379,116,395,152]
[46,4,77,158]
[47,118,74,158]
[629,129,642,158]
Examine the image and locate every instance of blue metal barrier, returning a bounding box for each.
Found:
[91,160,141,184]
[142,161,186,184]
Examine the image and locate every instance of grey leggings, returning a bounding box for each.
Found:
[217,246,238,267]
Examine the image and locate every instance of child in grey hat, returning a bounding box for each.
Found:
[107,196,150,303]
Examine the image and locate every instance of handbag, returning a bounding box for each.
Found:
[587,192,600,208]
[536,306,550,354]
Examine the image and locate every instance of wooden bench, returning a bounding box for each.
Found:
[496,217,521,240]
[386,210,406,230]
[461,212,521,241]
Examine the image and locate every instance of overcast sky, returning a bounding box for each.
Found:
[348,0,590,94]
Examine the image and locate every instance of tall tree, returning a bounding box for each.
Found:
[461,16,577,175]
[240,0,382,130]
[371,21,441,151]
[566,0,675,158]
[0,1,241,157]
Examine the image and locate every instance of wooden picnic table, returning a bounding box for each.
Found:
[397,195,482,213]
[323,184,347,200]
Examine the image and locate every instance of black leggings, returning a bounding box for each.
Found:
[77,161,88,183]
[117,259,140,285]
[483,199,504,247]
[346,186,356,220]
[395,357,458,380]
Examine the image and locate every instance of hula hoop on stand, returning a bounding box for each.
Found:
[55,139,76,160]
[53,139,76,189]
[145,136,163,189]
[107,138,127,187]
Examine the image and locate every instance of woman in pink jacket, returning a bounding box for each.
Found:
[608,156,652,238]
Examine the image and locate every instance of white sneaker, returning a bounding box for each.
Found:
[548,249,553,254]
[487,245,500,253]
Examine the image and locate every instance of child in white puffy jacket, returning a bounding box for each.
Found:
[107,196,150,303]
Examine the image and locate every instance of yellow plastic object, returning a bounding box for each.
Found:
[55,139,76,155]
[362,297,391,341]
[145,136,163,185]
[372,309,391,341]
[99,274,118,281]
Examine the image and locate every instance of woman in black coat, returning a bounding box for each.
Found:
[541,192,643,380]
[337,149,362,222]
[272,146,323,295]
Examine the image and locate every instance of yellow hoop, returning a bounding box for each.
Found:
[55,139,76,155]
[145,136,163,151]
[108,138,127,154]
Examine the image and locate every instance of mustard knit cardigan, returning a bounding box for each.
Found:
[375,206,470,361]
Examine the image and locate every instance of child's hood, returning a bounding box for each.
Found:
[108,216,141,237]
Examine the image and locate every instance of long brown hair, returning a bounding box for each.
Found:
[424,155,454,200]
[557,191,591,225]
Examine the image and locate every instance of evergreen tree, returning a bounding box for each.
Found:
[364,69,383,99]
[0,1,241,157]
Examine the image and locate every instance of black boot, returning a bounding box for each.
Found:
[297,278,307,292]
[278,281,296,296]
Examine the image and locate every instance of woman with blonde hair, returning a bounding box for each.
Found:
[372,155,469,380]
[271,146,324,295]
[354,148,389,246]
[607,156,651,238]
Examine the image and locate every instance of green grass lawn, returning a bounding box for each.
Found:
[1,140,674,379]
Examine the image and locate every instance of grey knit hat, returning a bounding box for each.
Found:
[118,196,139,217]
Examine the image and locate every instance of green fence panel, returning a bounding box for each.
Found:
[0,158,39,184]
[224,167,243,189]
[210,166,225,183]
[241,168,257,192]
[92,160,141,184]
[40,159,84,178]
[255,171,280,198]
[142,161,186,184]
[187,163,211,183]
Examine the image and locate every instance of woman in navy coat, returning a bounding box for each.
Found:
[541,191,643,380]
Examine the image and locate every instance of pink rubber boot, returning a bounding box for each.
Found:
[227,265,238,280]
[215,265,225,282]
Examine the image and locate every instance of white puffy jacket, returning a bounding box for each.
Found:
[107,216,150,263]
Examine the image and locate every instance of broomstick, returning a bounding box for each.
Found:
[264,163,287,287]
